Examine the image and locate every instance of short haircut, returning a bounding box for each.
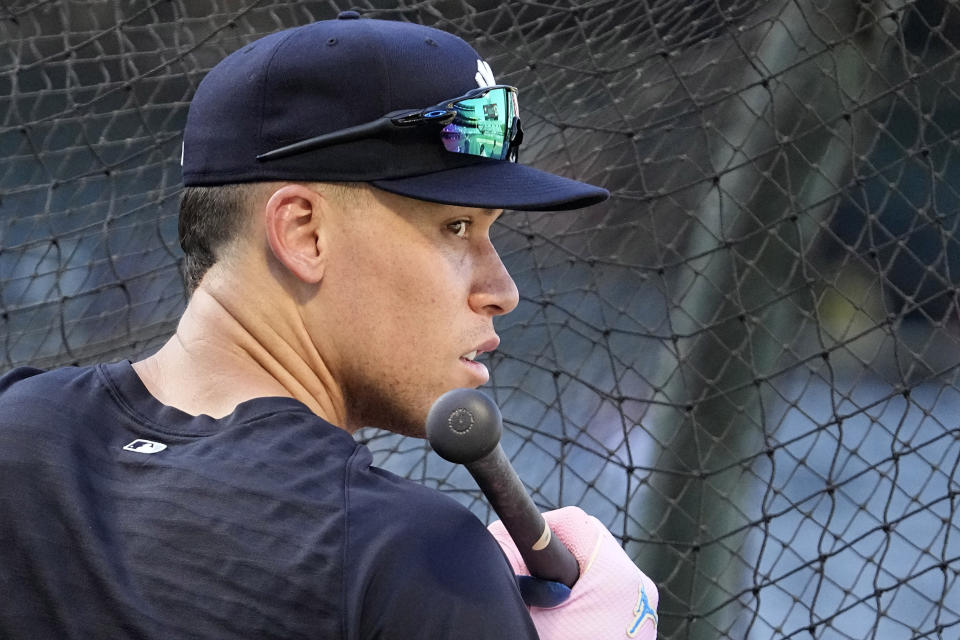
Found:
[178,183,258,294]
[177,181,367,294]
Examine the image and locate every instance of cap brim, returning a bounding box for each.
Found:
[370,161,609,211]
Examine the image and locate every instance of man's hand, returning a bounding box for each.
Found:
[488,506,658,640]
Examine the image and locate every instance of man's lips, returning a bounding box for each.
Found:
[461,336,500,362]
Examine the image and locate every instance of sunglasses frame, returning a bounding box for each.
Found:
[256,84,522,163]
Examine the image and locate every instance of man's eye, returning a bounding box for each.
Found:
[449,221,469,238]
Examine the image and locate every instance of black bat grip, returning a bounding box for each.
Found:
[426,389,580,588]
[466,445,580,587]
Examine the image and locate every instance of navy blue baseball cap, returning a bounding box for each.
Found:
[181,12,608,211]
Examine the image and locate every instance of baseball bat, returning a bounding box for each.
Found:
[425,388,580,588]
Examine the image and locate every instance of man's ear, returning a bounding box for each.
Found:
[263,184,328,284]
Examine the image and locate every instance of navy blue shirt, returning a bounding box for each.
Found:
[0,361,538,639]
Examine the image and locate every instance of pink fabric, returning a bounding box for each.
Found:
[488,506,658,640]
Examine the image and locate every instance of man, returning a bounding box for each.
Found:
[0,13,657,639]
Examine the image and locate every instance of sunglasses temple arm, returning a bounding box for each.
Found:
[256,117,397,161]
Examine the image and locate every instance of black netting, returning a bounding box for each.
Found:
[2,1,959,638]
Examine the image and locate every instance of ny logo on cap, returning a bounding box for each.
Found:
[475,59,496,88]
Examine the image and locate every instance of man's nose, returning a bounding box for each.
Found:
[469,240,520,317]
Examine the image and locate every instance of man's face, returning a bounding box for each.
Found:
[315,186,519,436]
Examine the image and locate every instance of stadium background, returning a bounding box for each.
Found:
[2,0,958,638]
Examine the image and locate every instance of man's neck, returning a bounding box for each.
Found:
[132,283,347,428]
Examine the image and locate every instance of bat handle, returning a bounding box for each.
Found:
[466,445,580,588]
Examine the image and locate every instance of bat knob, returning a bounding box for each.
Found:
[426,388,502,464]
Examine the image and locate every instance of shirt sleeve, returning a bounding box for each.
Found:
[342,451,539,640]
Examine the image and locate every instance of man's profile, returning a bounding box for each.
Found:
[0,12,657,640]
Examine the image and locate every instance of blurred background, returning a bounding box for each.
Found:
[2,1,958,638]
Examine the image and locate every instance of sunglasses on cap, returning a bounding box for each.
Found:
[256,85,523,163]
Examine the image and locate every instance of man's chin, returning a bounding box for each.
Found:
[363,408,429,438]
[375,422,428,439]
[344,389,431,438]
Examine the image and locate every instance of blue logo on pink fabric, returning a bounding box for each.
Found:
[627,582,658,637]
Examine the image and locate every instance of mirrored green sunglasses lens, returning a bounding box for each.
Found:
[440,88,514,160]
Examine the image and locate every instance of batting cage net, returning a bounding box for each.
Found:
[2,1,959,638]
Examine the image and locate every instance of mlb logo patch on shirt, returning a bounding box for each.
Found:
[122,439,167,454]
